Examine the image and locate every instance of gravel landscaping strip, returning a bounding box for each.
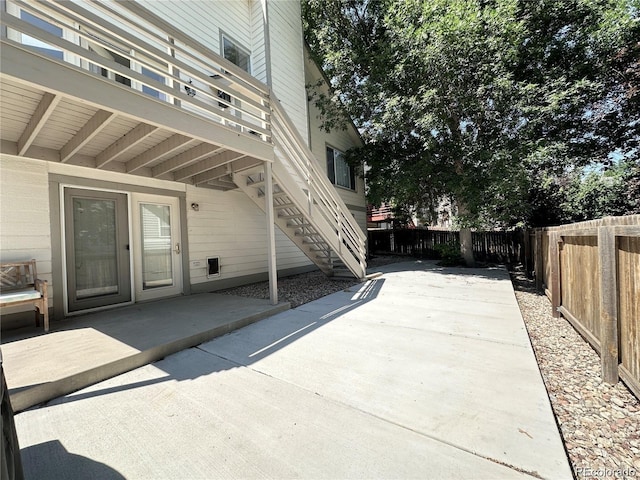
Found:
[511,267,640,479]
[221,258,639,479]
[218,256,402,308]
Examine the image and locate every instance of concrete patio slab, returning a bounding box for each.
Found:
[1,292,289,412]
[13,261,572,479]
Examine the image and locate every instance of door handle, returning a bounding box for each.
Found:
[174,243,180,254]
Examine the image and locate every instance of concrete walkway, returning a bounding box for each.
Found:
[13,261,572,479]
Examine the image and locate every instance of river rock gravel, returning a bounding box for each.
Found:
[218,256,402,308]
[221,258,639,479]
[511,267,639,479]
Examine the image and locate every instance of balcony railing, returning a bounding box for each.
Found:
[2,0,271,142]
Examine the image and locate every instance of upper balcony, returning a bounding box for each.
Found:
[0,0,273,189]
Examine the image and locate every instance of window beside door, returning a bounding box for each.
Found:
[140,203,173,289]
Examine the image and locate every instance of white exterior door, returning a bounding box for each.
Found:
[131,193,182,301]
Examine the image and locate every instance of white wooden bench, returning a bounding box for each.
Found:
[0,260,49,332]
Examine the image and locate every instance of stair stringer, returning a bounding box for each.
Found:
[233,164,365,279]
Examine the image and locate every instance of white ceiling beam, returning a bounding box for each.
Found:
[60,109,115,163]
[126,134,193,173]
[205,178,237,190]
[152,143,223,178]
[192,157,261,185]
[173,149,245,182]
[96,123,158,168]
[17,92,61,156]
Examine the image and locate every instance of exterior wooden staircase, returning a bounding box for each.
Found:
[234,97,367,280]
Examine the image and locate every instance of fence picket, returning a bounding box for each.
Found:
[367,229,524,264]
[529,215,640,399]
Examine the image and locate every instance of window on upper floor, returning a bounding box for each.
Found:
[19,10,64,60]
[326,146,356,191]
[141,65,167,101]
[222,35,250,74]
[86,36,132,87]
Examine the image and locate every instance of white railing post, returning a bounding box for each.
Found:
[265,161,278,305]
[306,158,313,216]
[337,206,343,255]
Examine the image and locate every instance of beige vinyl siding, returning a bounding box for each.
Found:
[0,155,311,303]
[304,51,367,228]
[267,0,308,142]
[139,1,253,56]
[0,155,53,314]
[352,210,367,235]
[250,0,268,84]
[186,184,312,286]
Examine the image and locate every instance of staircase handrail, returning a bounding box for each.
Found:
[269,92,367,276]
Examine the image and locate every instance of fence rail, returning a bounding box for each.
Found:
[368,229,524,264]
[531,215,640,399]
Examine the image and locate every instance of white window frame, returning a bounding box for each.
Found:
[326,145,356,191]
[220,33,251,74]
[6,1,80,65]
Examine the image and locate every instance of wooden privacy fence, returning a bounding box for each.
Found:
[531,215,640,399]
[368,228,524,264]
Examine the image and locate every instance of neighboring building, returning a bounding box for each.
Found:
[0,0,367,329]
[367,199,458,231]
[430,197,458,230]
[368,204,392,230]
[367,204,417,230]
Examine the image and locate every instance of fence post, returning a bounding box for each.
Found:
[549,231,562,318]
[523,230,531,276]
[598,226,619,384]
[535,229,543,292]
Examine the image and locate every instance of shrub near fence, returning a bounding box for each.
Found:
[367,228,524,264]
[532,215,640,400]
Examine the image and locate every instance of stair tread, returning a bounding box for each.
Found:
[233,159,366,282]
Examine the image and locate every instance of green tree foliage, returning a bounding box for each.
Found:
[528,160,640,226]
[303,0,639,228]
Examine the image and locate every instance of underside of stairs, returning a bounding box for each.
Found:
[233,167,366,280]
[232,95,368,281]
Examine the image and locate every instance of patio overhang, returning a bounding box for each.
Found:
[0,0,274,190]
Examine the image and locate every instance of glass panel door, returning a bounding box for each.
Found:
[140,203,173,289]
[64,188,131,312]
[132,194,182,301]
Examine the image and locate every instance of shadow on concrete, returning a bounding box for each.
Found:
[369,258,512,281]
[3,291,290,412]
[44,278,386,406]
[21,441,125,480]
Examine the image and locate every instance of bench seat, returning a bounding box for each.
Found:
[0,289,43,304]
[0,260,49,332]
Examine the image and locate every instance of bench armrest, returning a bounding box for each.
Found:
[34,278,48,298]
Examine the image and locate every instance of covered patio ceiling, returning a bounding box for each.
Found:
[0,75,265,191]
